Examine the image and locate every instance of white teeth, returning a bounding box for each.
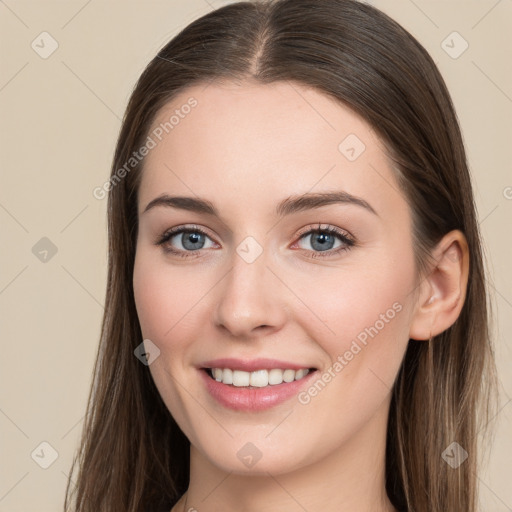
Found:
[295,369,307,380]
[232,370,250,387]
[268,368,284,385]
[222,368,233,385]
[249,369,268,387]
[210,367,311,387]
[283,369,296,382]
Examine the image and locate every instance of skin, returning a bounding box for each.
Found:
[132,80,469,512]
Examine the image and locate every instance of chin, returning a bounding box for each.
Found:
[197,438,313,477]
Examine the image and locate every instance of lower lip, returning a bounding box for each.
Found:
[199,368,317,411]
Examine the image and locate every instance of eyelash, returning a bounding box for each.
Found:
[154,223,356,260]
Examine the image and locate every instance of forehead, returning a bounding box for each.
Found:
[138,80,405,221]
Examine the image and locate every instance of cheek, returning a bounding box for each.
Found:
[132,253,200,423]
[133,250,216,352]
[289,261,414,443]
[133,251,186,342]
[296,249,414,374]
[133,255,168,340]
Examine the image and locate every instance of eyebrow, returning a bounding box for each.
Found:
[142,191,378,218]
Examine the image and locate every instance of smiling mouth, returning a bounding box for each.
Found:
[203,367,317,388]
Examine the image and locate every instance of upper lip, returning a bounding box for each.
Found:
[199,358,316,372]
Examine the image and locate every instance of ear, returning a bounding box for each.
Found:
[409,229,470,341]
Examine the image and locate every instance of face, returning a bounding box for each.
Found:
[133,80,420,475]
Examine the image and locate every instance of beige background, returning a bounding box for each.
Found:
[0,1,510,510]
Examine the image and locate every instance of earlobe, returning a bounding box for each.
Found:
[408,230,469,341]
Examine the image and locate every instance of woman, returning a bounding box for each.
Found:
[64,1,497,511]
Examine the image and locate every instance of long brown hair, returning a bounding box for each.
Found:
[64,1,498,510]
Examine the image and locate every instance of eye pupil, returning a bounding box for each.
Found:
[311,232,335,251]
[182,231,205,250]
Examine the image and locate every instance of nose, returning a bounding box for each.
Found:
[213,246,288,339]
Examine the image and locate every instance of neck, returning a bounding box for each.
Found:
[182,394,397,512]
